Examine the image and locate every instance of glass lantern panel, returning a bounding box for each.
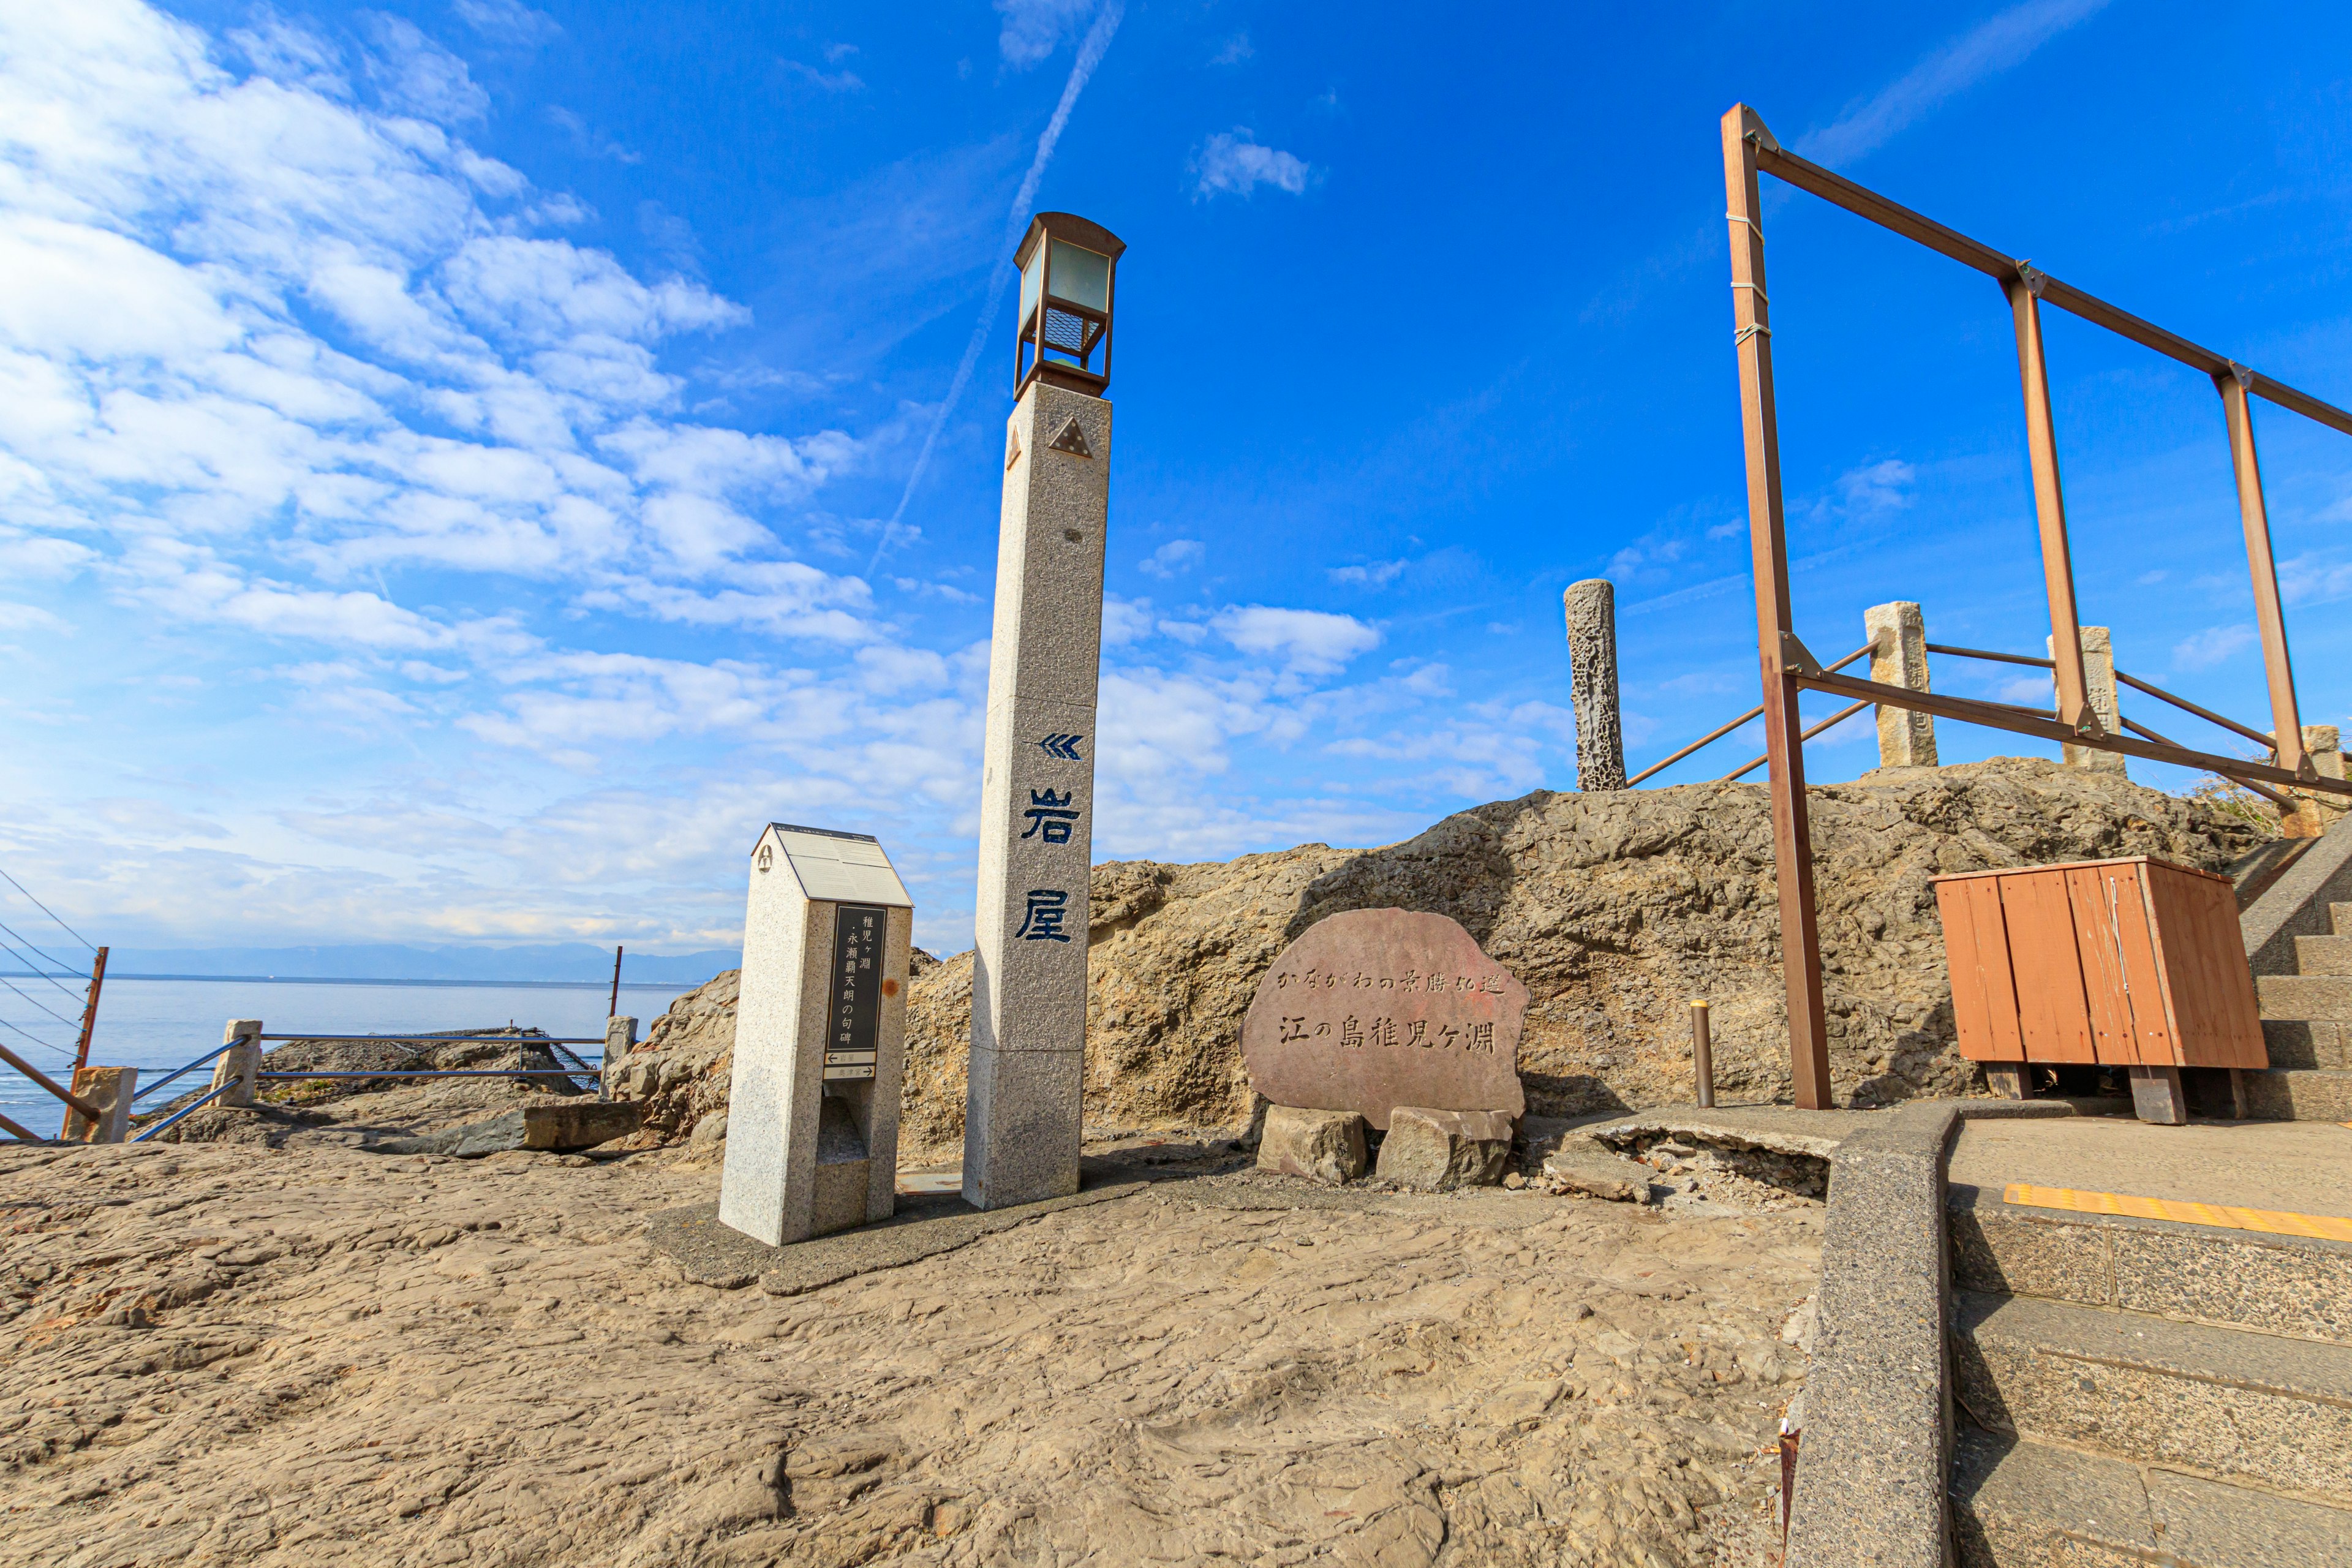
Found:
[1047,239,1110,312]
[1019,247,1045,326]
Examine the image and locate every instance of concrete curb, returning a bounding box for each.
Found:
[1787,1099,2073,1568]
[2242,813,2352,977]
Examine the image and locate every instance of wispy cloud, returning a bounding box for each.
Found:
[996,0,1097,68]
[1210,32,1253,66]
[1138,539,1204,579]
[876,0,1125,558]
[1193,130,1312,199]
[783,57,865,92]
[1800,0,2113,167]
[2173,624,2256,671]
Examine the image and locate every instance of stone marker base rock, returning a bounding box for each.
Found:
[1255,1105,1368,1185]
[1375,1106,1515,1191]
[366,1101,642,1158]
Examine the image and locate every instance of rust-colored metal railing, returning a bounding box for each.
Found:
[1720,101,2352,1107]
[1626,638,1879,785]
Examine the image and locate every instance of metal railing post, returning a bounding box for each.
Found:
[1724,104,1833,1111]
[70,946,107,1079]
[2218,369,2310,779]
[2005,269,2097,738]
[1690,1000,1715,1109]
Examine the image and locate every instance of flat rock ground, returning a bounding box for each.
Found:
[1,1130,1819,1568]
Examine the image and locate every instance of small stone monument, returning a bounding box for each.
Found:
[718,824,913,1246]
[1562,579,1626,791]
[1242,909,1528,1128]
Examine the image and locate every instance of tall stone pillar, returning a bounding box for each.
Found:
[1562,579,1625,791]
[1864,602,1937,768]
[965,380,1110,1210]
[2049,627,2125,776]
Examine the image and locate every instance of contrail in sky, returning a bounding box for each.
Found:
[869,0,1125,575]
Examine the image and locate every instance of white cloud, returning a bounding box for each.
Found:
[1210,32,1253,66]
[1101,595,1155,647]
[1137,538,1204,579]
[1193,130,1311,200]
[783,59,867,93]
[453,0,562,47]
[1329,559,1406,588]
[995,0,1096,67]
[2173,624,2256,672]
[1801,0,2113,166]
[1210,605,1380,675]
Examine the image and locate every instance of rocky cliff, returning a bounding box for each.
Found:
[612,759,2260,1163]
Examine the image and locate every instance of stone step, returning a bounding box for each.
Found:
[1951,1424,2352,1568]
[2296,934,2352,974]
[1953,1291,2352,1506]
[1948,1185,2352,1347]
[2243,1068,2352,1122]
[2257,973,2352,1022]
[2331,900,2352,935]
[2260,1019,2351,1070]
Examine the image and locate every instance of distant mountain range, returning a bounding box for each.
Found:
[5,943,742,986]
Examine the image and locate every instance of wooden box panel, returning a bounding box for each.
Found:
[1931,856,2264,1071]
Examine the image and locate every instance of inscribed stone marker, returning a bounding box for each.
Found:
[1240,908,1528,1128]
[719,823,913,1246]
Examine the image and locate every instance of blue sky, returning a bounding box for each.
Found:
[5,0,2352,960]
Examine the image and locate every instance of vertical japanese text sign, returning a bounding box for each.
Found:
[965,388,1111,1208]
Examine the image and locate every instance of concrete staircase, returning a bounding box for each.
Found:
[1944,1185,2352,1567]
[2245,900,2352,1121]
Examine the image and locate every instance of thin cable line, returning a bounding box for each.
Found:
[0,975,81,1031]
[0,926,86,1000]
[0,1016,74,1059]
[0,865,96,951]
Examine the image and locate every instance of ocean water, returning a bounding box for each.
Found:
[0,976,698,1137]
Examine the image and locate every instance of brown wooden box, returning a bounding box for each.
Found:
[1930,856,2265,1069]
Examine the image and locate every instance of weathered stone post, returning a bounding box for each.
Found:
[64,1065,137,1143]
[1864,601,1937,768]
[209,1019,260,1109]
[2049,627,2124,775]
[1562,579,1626,791]
[601,1014,638,1095]
[965,214,1125,1210]
[2283,725,2346,838]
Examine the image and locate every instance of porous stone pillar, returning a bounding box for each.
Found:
[1562,579,1626,791]
[209,1019,261,1109]
[1864,601,1936,768]
[601,1014,638,1093]
[2282,724,2346,839]
[2049,626,2125,776]
[966,380,1110,1210]
[64,1065,137,1144]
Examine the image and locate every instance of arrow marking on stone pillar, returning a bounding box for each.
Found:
[1038,733,1084,760]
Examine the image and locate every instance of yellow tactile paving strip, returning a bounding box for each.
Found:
[2004,1183,2352,1242]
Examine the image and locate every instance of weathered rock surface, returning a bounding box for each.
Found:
[611,760,2258,1160]
[366,1100,641,1157]
[0,1137,1817,1567]
[143,1029,595,1148]
[1256,1105,1370,1184]
[1378,1106,1517,1190]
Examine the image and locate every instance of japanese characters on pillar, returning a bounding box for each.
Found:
[824,904,884,1080]
[965,212,1124,1212]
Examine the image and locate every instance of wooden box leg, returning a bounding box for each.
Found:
[2228,1067,2250,1120]
[2129,1066,2189,1126]
[1985,1063,2031,1100]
